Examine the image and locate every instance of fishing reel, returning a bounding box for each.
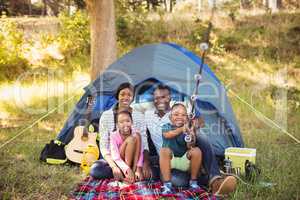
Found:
[184,133,192,143]
[184,113,196,143]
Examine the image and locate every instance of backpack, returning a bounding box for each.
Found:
[40,140,67,164]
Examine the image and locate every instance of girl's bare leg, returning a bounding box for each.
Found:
[132,133,141,172]
[120,136,137,168]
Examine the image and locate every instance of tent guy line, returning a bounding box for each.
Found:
[228,89,300,144]
[0,95,76,150]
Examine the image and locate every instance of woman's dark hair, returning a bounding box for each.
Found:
[115,82,134,100]
[116,109,133,123]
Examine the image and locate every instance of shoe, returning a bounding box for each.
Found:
[210,176,237,196]
[161,182,173,195]
[189,180,201,190]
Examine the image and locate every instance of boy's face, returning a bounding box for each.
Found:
[117,113,132,135]
[170,105,188,127]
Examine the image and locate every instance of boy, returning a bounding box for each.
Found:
[159,103,202,194]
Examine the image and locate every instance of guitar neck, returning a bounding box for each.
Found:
[82,96,95,128]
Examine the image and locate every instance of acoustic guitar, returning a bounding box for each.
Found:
[65,95,99,164]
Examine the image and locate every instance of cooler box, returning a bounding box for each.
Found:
[224,147,256,174]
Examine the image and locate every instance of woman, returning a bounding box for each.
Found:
[90,82,148,180]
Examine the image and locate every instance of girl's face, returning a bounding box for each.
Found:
[117,113,132,136]
[118,88,133,108]
[170,105,188,127]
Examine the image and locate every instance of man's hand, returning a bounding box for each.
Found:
[192,117,205,129]
[112,166,124,181]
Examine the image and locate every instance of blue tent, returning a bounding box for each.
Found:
[57,43,244,156]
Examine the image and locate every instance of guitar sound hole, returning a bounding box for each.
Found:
[81,135,88,141]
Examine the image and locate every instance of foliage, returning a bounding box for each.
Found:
[214,12,300,63]
[0,11,90,83]
[0,20,28,81]
[57,10,90,57]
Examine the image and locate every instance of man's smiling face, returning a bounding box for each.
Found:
[153,88,171,112]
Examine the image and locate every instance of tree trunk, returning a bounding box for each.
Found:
[198,0,202,12]
[86,0,117,81]
[169,0,173,12]
[42,0,47,15]
[165,0,173,12]
[268,0,279,12]
[67,0,71,15]
[28,0,32,15]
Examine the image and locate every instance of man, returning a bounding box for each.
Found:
[143,84,237,196]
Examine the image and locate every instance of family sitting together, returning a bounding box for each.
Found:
[90,82,237,196]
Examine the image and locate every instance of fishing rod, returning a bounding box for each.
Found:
[185,16,214,143]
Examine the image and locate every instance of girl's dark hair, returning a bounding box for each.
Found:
[116,109,133,122]
[115,82,134,100]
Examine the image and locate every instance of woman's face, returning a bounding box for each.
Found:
[117,113,132,135]
[118,88,133,108]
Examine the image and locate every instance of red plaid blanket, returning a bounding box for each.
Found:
[70,177,217,200]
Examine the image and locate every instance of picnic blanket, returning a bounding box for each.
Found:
[70,177,217,200]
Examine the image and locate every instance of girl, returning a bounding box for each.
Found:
[110,109,144,183]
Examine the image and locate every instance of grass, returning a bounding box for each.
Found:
[228,90,300,199]
[1,9,300,200]
[0,81,299,200]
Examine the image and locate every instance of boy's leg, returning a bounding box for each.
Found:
[187,147,202,180]
[159,147,172,181]
[196,134,220,182]
[120,136,137,168]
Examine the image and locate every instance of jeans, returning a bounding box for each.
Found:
[90,159,114,179]
[196,134,222,185]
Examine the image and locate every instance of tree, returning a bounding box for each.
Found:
[0,0,9,14]
[85,0,117,81]
[44,0,60,16]
[163,0,176,12]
